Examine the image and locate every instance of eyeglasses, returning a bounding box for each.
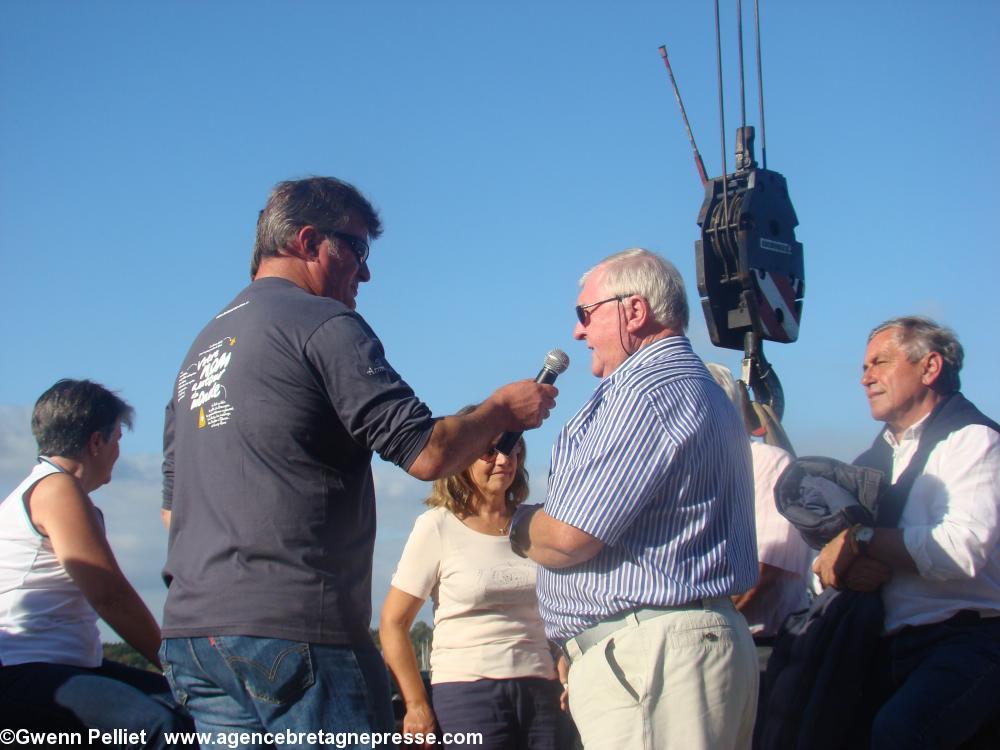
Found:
[575,294,633,325]
[480,442,523,463]
[329,232,370,265]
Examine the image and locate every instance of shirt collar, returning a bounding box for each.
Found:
[881,411,931,448]
[605,335,692,382]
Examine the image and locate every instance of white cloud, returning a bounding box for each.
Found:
[372,460,435,626]
[0,406,37,491]
[373,458,430,506]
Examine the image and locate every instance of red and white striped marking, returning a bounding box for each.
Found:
[753,270,800,342]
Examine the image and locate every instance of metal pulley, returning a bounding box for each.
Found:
[658,1,803,453]
[696,125,804,352]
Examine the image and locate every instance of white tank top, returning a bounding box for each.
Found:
[0,459,103,667]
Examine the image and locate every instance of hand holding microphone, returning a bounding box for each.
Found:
[495,349,570,456]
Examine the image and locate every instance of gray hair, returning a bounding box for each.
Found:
[869,316,963,393]
[582,248,689,332]
[251,176,382,278]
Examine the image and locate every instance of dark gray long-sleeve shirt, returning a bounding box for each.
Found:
[162,277,435,644]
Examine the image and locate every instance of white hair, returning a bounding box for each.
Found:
[581,248,689,332]
[705,362,742,408]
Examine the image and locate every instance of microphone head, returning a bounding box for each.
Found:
[543,349,570,374]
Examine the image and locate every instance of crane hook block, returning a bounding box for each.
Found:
[695,126,805,351]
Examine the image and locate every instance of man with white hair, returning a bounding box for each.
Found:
[511,248,759,749]
[813,316,1000,749]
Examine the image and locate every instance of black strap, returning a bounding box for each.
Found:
[875,430,938,528]
[854,393,999,528]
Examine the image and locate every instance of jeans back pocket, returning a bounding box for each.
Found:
[213,637,315,705]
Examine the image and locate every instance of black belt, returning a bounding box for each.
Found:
[951,609,997,625]
[934,609,998,627]
[565,600,711,661]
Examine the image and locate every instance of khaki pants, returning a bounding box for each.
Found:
[565,599,758,750]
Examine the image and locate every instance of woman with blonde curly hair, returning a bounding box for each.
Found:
[380,406,562,749]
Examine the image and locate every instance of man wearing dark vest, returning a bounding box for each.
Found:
[813,316,1000,749]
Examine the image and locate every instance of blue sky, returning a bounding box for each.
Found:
[2,1,998,637]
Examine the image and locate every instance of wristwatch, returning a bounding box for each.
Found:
[852,525,875,555]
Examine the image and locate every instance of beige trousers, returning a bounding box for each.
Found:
[565,598,758,750]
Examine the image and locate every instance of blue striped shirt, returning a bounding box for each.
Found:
[537,336,758,641]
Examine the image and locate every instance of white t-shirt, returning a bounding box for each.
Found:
[390,506,556,684]
[741,442,813,637]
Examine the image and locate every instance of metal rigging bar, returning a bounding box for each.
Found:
[658,45,709,188]
[754,0,768,169]
[714,0,730,227]
[737,0,747,131]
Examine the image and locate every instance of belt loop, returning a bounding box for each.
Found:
[563,636,583,665]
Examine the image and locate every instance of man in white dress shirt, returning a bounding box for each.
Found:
[813,316,1000,750]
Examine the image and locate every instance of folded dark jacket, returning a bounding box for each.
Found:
[774,456,886,550]
[756,586,884,750]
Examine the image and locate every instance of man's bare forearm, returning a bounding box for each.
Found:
[407,381,556,480]
[867,527,918,572]
[512,508,604,569]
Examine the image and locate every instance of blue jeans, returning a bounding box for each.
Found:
[871,613,1000,750]
[161,637,394,750]
[0,659,193,748]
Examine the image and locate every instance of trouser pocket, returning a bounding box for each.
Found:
[212,636,315,705]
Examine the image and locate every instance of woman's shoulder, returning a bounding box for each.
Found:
[25,471,91,533]
[414,505,455,530]
[410,506,472,548]
[30,470,86,503]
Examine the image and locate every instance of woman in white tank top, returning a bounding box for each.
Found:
[0,379,191,746]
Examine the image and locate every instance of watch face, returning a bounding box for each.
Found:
[857,527,875,543]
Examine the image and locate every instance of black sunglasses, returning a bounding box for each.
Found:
[481,441,523,462]
[329,232,370,265]
[575,294,632,325]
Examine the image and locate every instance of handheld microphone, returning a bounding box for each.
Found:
[495,349,570,456]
